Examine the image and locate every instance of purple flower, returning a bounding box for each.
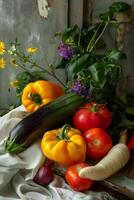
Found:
[68,80,90,99]
[58,42,74,59]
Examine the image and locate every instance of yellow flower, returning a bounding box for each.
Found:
[10,57,18,67]
[0,41,6,55]
[10,80,19,88]
[26,47,38,53]
[0,57,6,69]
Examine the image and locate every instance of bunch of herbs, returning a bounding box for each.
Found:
[0,1,134,135]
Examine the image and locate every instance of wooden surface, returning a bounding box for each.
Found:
[101,154,134,199]
[53,153,134,199]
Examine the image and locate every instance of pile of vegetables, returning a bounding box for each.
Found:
[3,1,134,193]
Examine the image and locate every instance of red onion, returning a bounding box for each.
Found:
[45,159,54,168]
[33,163,54,186]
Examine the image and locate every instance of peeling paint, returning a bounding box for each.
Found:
[37,0,50,19]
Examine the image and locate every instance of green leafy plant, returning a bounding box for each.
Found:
[0,2,134,133]
[99,2,130,21]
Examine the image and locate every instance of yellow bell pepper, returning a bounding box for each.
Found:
[41,124,86,167]
[21,80,64,112]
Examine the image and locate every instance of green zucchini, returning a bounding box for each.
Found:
[5,92,84,154]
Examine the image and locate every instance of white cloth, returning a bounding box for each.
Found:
[0,106,117,200]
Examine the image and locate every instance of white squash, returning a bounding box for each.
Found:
[79,130,130,181]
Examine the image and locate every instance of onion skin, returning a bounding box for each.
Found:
[33,165,54,186]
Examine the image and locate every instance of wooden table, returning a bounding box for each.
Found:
[100,154,134,199]
[53,153,134,199]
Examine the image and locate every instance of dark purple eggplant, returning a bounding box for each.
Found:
[5,92,84,154]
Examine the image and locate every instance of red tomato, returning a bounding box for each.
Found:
[73,102,112,132]
[128,132,134,151]
[83,128,112,160]
[65,163,94,192]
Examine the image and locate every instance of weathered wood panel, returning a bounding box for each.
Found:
[68,0,83,27]
[0,0,68,108]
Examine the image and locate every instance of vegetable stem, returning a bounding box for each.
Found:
[57,124,70,141]
[119,129,128,144]
[16,62,33,75]
[9,47,66,88]
[88,21,109,52]
[78,29,82,46]
[87,24,102,51]
[28,61,66,87]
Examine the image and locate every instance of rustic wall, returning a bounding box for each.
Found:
[0,0,134,108]
[0,0,68,107]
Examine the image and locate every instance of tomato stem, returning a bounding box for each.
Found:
[90,104,99,112]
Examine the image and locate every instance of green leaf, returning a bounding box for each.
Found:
[99,2,130,22]
[106,63,122,78]
[66,53,91,80]
[54,58,68,69]
[99,11,113,21]
[107,49,126,62]
[126,107,134,115]
[110,2,130,13]
[118,118,134,129]
[64,36,75,45]
[62,25,79,45]
[118,93,127,104]
[88,62,105,86]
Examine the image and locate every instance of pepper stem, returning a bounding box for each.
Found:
[29,93,42,105]
[57,124,70,141]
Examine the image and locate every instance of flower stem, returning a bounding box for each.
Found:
[89,21,109,52]
[78,29,82,46]
[9,45,66,87]
[87,24,102,51]
[16,63,33,74]
[29,61,66,87]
